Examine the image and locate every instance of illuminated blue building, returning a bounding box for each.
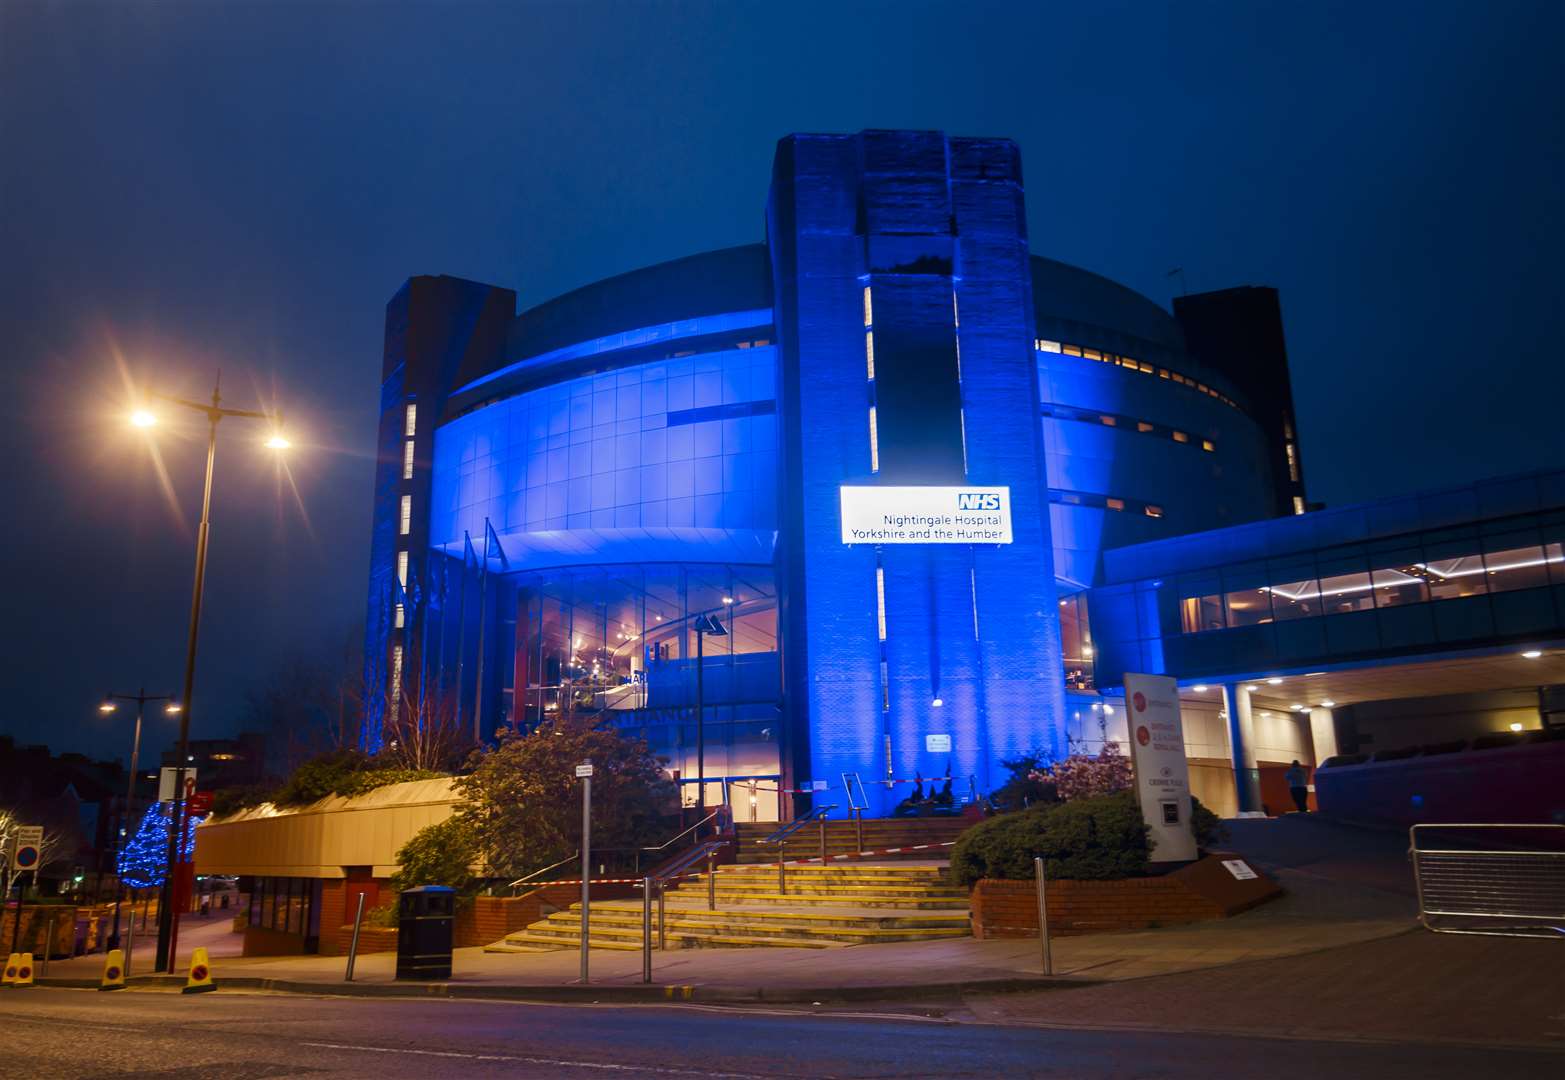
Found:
[363,130,1563,820]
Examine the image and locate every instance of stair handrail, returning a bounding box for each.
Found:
[761,804,837,846]
[507,850,580,895]
[648,837,730,885]
[640,808,724,856]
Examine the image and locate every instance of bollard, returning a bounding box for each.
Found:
[344,892,366,982]
[656,882,667,951]
[641,878,653,983]
[1034,856,1053,976]
[123,908,137,980]
[706,852,716,912]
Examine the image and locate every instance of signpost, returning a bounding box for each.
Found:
[10,826,43,951]
[1122,673,1198,862]
[576,761,593,985]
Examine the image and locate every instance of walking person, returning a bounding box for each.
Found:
[1285,760,1310,813]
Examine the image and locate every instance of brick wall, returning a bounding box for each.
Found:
[969,855,1281,938]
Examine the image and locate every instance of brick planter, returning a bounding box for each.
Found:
[969,854,1281,939]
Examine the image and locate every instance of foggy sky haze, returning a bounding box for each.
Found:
[2,0,1561,764]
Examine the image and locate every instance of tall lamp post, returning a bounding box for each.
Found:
[98,690,179,949]
[129,376,290,972]
[691,610,727,820]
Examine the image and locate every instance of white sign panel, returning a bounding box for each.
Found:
[575,763,595,778]
[157,767,197,803]
[925,733,952,753]
[1222,859,1258,881]
[1123,673,1198,863]
[11,825,43,871]
[840,486,1012,545]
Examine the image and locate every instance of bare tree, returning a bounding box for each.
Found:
[378,683,475,773]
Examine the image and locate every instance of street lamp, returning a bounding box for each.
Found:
[128,374,289,972]
[691,611,727,821]
[98,689,176,948]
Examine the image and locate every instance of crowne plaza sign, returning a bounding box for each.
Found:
[839,486,1013,544]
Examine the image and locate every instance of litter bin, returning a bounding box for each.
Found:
[395,885,454,980]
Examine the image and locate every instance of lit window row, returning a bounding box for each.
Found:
[1049,488,1164,518]
[671,337,771,359]
[1177,539,1565,634]
[1036,339,1240,411]
[1042,403,1215,452]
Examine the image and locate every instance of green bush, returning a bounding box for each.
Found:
[948,790,1151,887]
[1189,795,1226,849]
[209,783,275,818]
[389,817,479,896]
[270,750,443,808]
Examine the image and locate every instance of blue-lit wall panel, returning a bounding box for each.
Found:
[429,348,778,549]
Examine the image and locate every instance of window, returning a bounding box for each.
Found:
[396,550,408,587]
[399,495,412,535]
[1481,542,1560,593]
[1099,414,1117,427]
[390,644,404,698]
[1144,505,1164,518]
[1059,592,1095,690]
[1038,339,1062,353]
[1223,565,1273,627]
[1172,430,1189,443]
[865,331,875,381]
[1317,571,1375,613]
[1062,344,1082,357]
[402,439,415,480]
[863,286,873,327]
[1266,577,1321,620]
[1420,551,1488,600]
[403,403,417,438]
[1105,498,1125,512]
[1293,496,1306,515]
[875,566,887,641]
[1370,565,1429,607]
[1138,361,1154,374]
[952,291,959,328]
[1082,348,1101,361]
[1136,421,1154,433]
[1286,443,1300,482]
[394,603,405,629]
[1201,439,1215,452]
[868,407,879,473]
[1181,594,1225,634]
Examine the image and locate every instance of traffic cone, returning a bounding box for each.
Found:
[99,948,127,991]
[12,953,34,987]
[182,946,216,994]
[1,953,18,986]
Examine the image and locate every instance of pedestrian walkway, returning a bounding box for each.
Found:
[39,815,1422,1000]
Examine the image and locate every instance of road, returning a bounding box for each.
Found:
[2,988,1556,1079]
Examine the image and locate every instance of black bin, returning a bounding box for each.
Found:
[396,885,454,980]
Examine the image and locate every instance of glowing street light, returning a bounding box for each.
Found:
[126,373,293,973]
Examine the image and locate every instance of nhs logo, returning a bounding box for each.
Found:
[957,492,1002,511]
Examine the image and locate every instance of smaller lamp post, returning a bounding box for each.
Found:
[99,690,179,948]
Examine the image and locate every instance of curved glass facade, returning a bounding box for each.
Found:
[430,346,778,552]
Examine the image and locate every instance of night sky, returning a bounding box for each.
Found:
[2,1,1560,764]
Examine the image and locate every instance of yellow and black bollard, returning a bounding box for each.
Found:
[182,946,216,994]
[99,948,127,991]
[11,953,34,988]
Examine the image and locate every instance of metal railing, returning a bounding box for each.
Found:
[636,838,731,982]
[763,805,837,894]
[1410,823,1565,939]
[638,808,724,874]
[507,851,580,895]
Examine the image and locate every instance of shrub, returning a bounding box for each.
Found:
[1050,742,1133,801]
[949,790,1151,887]
[209,783,275,818]
[1189,795,1225,849]
[987,753,1059,812]
[389,817,479,896]
[270,750,442,808]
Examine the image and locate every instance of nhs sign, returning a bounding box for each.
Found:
[840,486,1013,545]
[956,492,1002,511]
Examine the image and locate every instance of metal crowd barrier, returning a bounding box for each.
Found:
[1410,823,1565,939]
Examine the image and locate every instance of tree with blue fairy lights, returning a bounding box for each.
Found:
[117,802,204,889]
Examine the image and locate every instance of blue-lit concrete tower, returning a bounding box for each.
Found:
[362,128,1323,821]
[768,132,1066,814]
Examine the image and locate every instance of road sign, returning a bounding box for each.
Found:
[186,791,214,815]
[158,768,198,802]
[12,826,43,871]
[575,763,594,778]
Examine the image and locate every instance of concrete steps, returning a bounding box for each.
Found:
[487,862,972,952]
[734,818,972,864]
